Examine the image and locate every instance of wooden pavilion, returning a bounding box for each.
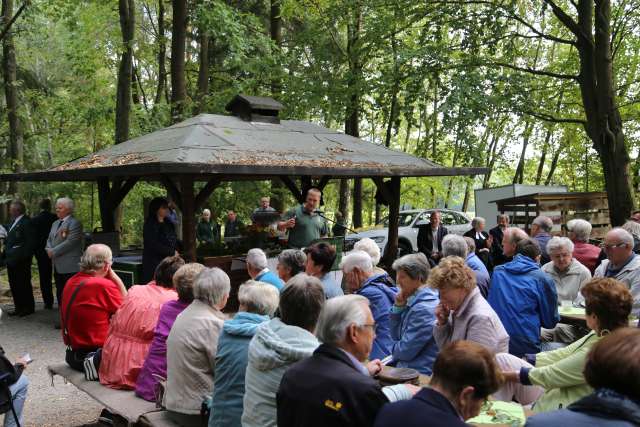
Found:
[0,94,488,264]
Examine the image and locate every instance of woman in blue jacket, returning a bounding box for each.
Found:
[209,281,279,427]
[389,253,439,375]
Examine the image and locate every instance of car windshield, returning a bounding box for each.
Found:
[381,213,418,228]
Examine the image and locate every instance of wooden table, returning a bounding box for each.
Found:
[560,308,638,328]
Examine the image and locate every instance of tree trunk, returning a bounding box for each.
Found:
[512,120,534,184]
[338,179,350,224]
[461,178,472,212]
[170,0,188,123]
[269,0,285,212]
[2,0,22,195]
[154,0,167,104]
[115,0,134,144]
[195,28,209,115]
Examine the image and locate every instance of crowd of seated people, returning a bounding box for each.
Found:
[39,211,640,427]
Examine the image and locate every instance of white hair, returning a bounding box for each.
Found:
[471,217,486,229]
[193,267,231,307]
[441,234,468,258]
[505,227,528,245]
[238,280,280,316]
[463,236,476,253]
[622,221,640,238]
[202,209,211,215]
[339,250,373,274]
[246,248,268,271]
[546,236,574,254]
[315,294,369,346]
[56,197,74,212]
[392,253,430,282]
[353,238,381,266]
[533,215,553,232]
[567,219,592,242]
[608,227,635,248]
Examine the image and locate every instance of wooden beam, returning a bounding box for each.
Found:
[160,175,183,211]
[180,176,196,262]
[315,175,332,191]
[279,176,304,203]
[194,177,221,212]
[372,177,393,205]
[97,177,116,232]
[381,177,401,267]
[108,176,139,207]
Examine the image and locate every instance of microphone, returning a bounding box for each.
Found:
[313,210,358,234]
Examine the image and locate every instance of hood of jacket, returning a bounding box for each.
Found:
[408,286,439,308]
[223,311,270,337]
[501,254,540,275]
[361,273,398,301]
[568,388,640,425]
[248,317,319,372]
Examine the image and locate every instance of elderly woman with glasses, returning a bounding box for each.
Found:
[389,253,439,375]
[496,278,633,414]
[275,249,306,283]
[429,256,509,355]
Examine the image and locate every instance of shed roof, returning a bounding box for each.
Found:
[0,113,488,182]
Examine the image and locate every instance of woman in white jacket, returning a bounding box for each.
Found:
[242,274,326,427]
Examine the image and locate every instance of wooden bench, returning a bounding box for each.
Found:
[47,364,179,427]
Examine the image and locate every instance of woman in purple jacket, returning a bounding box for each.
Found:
[135,263,205,401]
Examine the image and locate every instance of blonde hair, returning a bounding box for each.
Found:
[173,263,206,302]
[427,256,476,291]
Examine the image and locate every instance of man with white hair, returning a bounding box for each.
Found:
[566,218,601,273]
[277,295,418,427]
[340,251,398,359]
[593,228,640,314]
[246,248,284,291]
[196,209,219,245]
[46,197,83,308]
[531,215,554,265]
[251,196,276,224]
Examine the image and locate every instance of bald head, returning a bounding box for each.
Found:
[502,227,528,258]
[79,244,113,276]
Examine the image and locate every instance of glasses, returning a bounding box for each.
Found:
[360,323,376,330]
[603,242,627,250]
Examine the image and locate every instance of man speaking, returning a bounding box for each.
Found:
[278,188,328,248]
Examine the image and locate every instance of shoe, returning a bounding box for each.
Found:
[19,310,34,317]
[7,310,21,316]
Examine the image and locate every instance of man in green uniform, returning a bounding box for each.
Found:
[278,188,328,248]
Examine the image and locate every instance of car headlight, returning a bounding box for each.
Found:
[371,236,386,243]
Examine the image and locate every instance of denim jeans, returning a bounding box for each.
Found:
[3,374,28,427]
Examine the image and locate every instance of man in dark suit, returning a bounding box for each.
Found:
[277,295,417,427]
[489,214,510,267]
[1,201,36,316]
[417,210,449,266]
[30,199,58,309]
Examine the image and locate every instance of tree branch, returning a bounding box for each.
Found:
[488,62,579,80]
[0,1,27,42]
[542,0,584,38]
[521,109,586,125]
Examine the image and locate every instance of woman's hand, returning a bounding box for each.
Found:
[367,359,383,376]
[435,303,450,326]
[502,371,520,383]
[395,289,408,307]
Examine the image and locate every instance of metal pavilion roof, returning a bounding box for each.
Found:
[0,112,488,182]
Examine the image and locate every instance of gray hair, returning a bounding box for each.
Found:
[392,253,430,282]
[277,249,306,276]
[505,227,528,246]
[608,228,635,248]
[193,267,231,307]
[340,250,374,274]
[246,248,268,271]
[441,234,468,258]
[546,236,574,254]
[567,219,592,242]
[497,214,510,222]
[533,215,553,232]
[471,217,486,229]
[464,236,476,253]
[9,200,26,214]
[173,263,206,303]
[79,244,112,273]
[353,238,381,266]
[202,209,211,216]
[622,221,640,238]
[238,280,280,316]
[315,294,369,346]
[56,197,75,212]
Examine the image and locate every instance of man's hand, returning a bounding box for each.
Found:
[435,303,450,326]
[15,357,28,369]
[366,359,383,376]
[47,249,53,259]
[502,371,520,383]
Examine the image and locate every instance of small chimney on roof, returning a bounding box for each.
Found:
[225,94,284,124]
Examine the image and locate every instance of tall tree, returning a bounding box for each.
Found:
[170,0,187,123]
[2,0,22,195]
[115,0,135,144]
[195,26,209,114]
[154,0,167,104]
[270,0,285,213]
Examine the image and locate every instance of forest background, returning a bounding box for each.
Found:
[1,0,639,246]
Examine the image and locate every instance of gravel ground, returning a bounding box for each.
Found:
[1,274,103,427]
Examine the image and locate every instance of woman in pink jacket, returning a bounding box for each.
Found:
[98,256,184,389]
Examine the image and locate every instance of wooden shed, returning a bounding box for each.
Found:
[493,191,610,238]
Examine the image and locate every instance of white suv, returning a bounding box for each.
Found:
[344,209,472,257]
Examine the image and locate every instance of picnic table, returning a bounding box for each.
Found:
[559,306,638,328]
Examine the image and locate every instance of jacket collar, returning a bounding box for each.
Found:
[568,388,640,424]
[414,388,463,420]
[454,287,480,318]
[314,343,369,376]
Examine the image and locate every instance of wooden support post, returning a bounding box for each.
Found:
[381,177,401,267]
[279,176,304,203]
[180,175,196,262]
[315,175,332,192]
[160,175,183,211]
[195,177,221,212]
[97,177,115,232]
